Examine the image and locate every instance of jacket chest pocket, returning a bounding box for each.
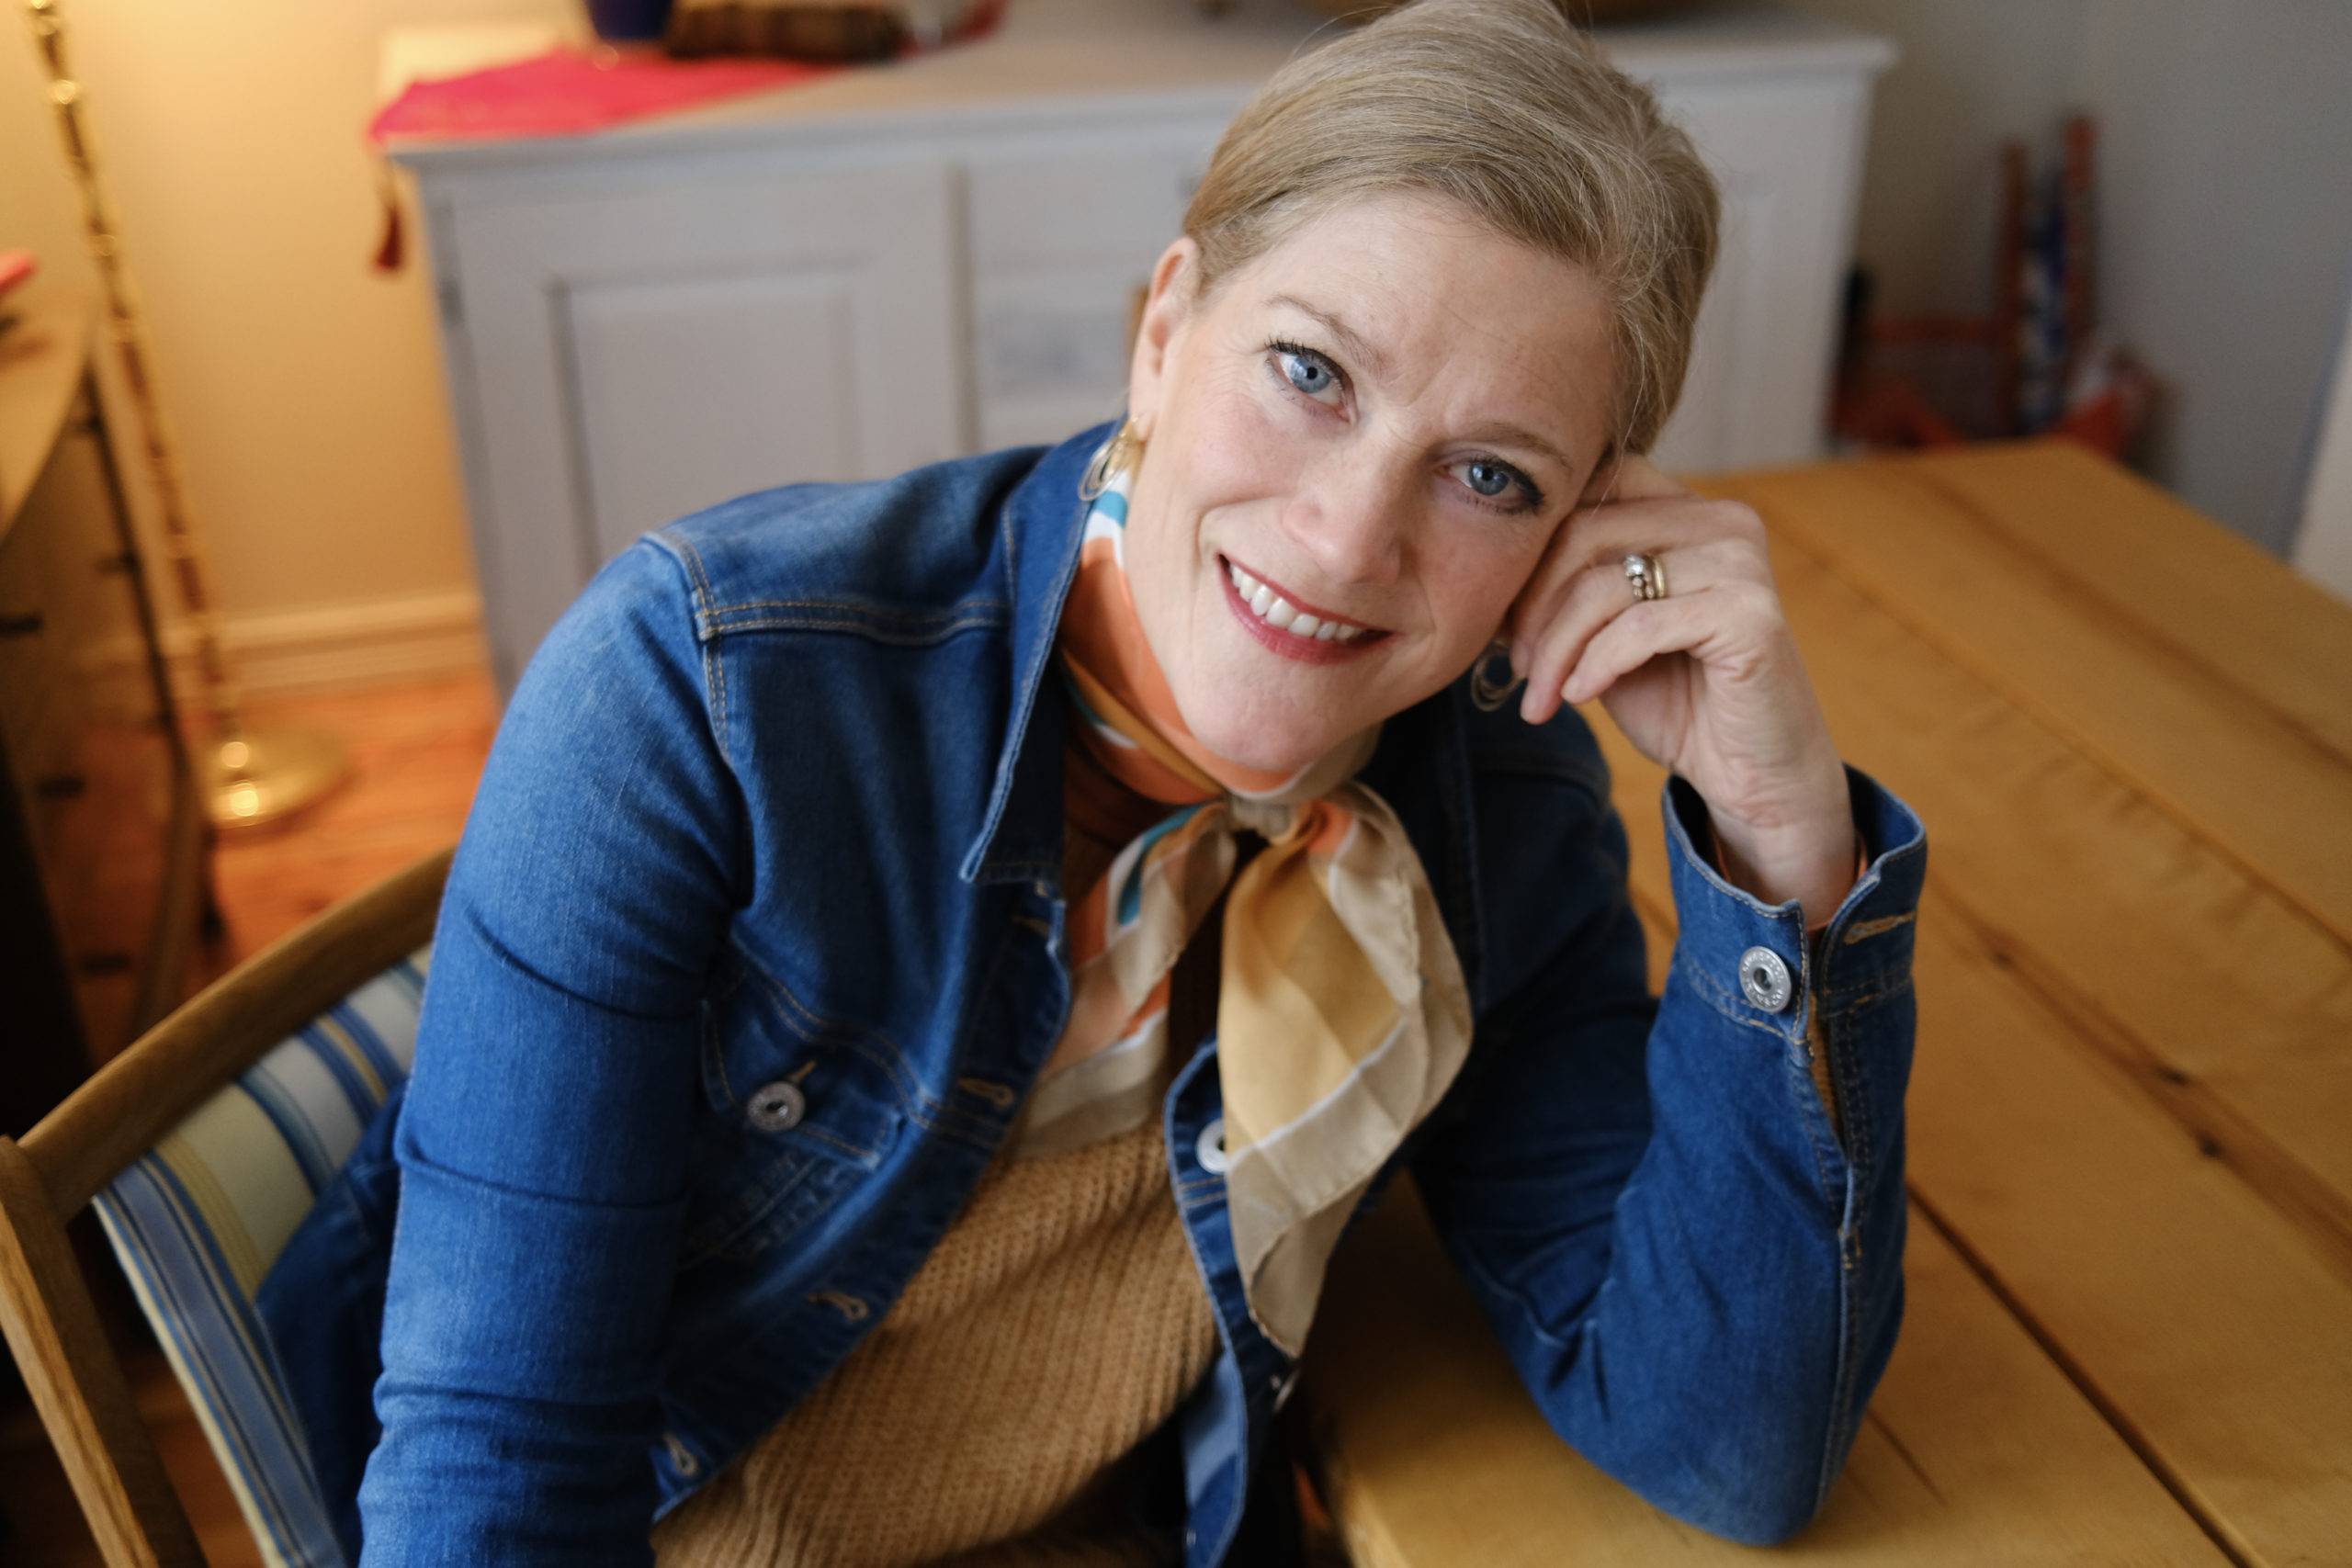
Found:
[679,960,907,1269]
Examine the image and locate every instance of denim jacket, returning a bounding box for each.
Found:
[264,421,1928,1565]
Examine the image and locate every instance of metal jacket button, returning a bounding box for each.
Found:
[747,1079,807,1132]
[1196,1117,1229,1175]
[1738,946,1794,1012]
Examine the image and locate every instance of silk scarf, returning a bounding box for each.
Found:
[1034,458,1473,1356]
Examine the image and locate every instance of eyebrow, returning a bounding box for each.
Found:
[1263,293,1581,478]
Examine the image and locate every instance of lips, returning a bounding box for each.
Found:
[1216,554,1389,665]
[1222,557,1385,639]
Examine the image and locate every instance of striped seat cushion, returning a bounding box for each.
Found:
[92,947,431,1568]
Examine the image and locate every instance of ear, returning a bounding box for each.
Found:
[1125,236,1201,440]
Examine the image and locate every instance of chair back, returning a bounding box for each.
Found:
[0,848,450,1568]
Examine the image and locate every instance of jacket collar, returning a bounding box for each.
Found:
[958,420,1114,886]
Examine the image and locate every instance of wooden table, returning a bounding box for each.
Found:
[1302,440,2352,1566]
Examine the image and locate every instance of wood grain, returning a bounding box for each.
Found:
[1696,448,2352,944]
[1310,443,2352,1565]
[1304,1183,2230,1565]
[1674,508,2352,1269]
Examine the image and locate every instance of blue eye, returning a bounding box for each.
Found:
[1268,341,1341,401]
[1448,455,1544,514]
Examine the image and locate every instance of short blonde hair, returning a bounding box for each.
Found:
[1182,0,1721,457]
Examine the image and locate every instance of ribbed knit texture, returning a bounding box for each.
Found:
[650,814,1223,1567]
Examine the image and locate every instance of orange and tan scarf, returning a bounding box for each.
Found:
[1021,460,1472,1356]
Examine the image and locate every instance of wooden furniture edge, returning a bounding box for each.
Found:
[21,842,452,1223]
[0,1136,200,1567]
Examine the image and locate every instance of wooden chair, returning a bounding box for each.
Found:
[0,847,450,1568]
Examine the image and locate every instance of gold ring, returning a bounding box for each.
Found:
[1623,551,1668,602]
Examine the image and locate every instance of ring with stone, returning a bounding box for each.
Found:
[1623,551,1669,602]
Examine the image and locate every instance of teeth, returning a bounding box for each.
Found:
[1226,558,1373,643]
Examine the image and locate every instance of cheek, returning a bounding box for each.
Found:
[1420,544,1544,657]
[1167,359,1295,503]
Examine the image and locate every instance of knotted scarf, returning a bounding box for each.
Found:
[1032,459,1473,1356]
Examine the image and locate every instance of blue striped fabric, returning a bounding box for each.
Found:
[93,947,431,1568]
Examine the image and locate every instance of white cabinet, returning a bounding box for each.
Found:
[388,0,1892,693]
[447,163,963,663]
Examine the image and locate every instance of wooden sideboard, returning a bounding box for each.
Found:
[0,294,213,1137]
[383,0,1894,694]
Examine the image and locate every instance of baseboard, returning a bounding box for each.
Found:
[96,588,490,706]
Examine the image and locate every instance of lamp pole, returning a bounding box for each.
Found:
[22,0,346,829]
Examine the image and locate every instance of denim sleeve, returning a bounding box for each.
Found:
[1409,762,1927,1546]
[358,540,743,1565]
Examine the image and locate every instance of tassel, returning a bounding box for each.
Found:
[371,161,404,273]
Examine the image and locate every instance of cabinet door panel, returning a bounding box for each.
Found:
[451,163,959,689]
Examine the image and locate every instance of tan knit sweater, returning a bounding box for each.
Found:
[650,821,1224,1566]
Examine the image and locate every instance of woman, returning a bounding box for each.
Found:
[271,1,1927,1562]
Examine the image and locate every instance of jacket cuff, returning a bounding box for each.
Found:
[1659,764,1928,1043]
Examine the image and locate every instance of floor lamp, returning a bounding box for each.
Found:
[22,0,346,830]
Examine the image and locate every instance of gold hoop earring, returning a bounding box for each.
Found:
[1468,640,1523,714]
[1079,418,1146,501]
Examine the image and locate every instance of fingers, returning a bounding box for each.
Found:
[1509,491,1780,727]
[1554,579,1784,713]
[1578,451,1689,508]
[1516,538,1750,724]
[1505,492,1769,662]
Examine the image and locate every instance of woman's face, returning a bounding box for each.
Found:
[1121,191,1619,775]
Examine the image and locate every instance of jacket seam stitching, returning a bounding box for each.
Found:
[729,942,999,1148]
[704,594,1009,616]
[699,610,1005,646]
[1671,953,1804,1043]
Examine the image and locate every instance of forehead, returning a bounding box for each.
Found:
[1216,191,1616,428]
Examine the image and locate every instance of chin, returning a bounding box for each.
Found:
[1174,676,1356,777]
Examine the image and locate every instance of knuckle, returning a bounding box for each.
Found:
[1729,581,1786,626]
[1709,498,1768,543]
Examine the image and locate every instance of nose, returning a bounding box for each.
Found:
[1279,448,1411,592]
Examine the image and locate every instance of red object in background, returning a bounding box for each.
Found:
[0,249,35,302]
[365,0,1003,145]
[363,2,1004,274]
[366,47,842,146]
[1834,111,2152,464]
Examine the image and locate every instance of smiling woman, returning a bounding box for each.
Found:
[1115,193,1623,774]
[256,2,1928,1564]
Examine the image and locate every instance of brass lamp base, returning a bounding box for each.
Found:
[204,723,348,831]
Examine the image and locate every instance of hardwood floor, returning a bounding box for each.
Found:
[0,669,498,1566]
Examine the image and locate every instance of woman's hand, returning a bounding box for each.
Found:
[1500,455,1859,925]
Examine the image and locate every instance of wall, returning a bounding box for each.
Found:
[2292,288,2352,601]
[0,0,566,689]
[1782,0,2352,558]
[2077,0,2352,558]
